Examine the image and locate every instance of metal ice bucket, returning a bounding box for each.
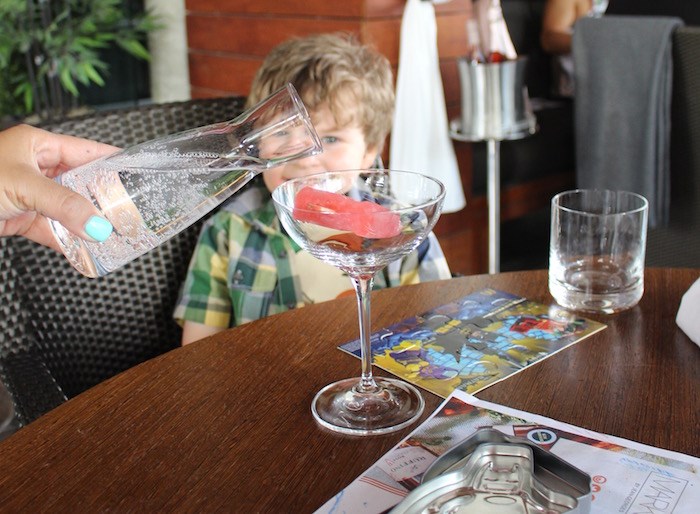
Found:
[452,56,536,141]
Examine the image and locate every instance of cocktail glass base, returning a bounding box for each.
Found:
[311,377,425,436]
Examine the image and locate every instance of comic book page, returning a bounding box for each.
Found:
[339,288,607,397]
[316,390,700,514]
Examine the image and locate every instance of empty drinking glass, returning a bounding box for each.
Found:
[549,189,648,314]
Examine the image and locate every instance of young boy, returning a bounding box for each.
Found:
[174,33,451,345]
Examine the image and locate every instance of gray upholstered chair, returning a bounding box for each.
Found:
[646,26,700,267]
[0,96,246,426]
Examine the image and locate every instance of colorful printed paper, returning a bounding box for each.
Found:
[340,288,607,397]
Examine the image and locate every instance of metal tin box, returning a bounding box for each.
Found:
[390,428,591,513]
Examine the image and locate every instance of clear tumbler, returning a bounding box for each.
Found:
[549,189,649,313]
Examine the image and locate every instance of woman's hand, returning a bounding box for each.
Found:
[0,124,118,250]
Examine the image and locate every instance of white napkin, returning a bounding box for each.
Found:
[390,0,467,213]
[676,278,700,346]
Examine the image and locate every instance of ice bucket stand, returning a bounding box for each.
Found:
[450,57,537,273]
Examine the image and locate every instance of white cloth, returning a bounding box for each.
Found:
[676,278,700,347]
[390,0,466,213]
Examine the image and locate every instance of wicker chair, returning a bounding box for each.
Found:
[0,96,246,426]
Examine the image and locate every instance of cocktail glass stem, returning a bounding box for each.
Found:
[307,270,423,436]
[351,274,380,394]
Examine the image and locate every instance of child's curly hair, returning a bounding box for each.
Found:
[247,33,394,152]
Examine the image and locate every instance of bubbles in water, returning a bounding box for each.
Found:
[57,155,250,274]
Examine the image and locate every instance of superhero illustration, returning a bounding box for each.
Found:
[340,289,606,397]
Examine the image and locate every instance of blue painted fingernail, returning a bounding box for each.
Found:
[84,215,113,242]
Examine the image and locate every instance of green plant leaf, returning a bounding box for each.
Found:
[82,61,105,86]
[59,67,80,96]
[117,39,151,61]
[74,36,109,49]
[80,19,97,33]
[1,0,160,119]
[13,82,33,113]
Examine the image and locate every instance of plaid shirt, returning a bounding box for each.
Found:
[174,178,451,327]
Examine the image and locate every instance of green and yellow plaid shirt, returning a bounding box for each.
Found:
[174,178,451,328]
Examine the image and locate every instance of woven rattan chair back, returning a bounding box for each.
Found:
[0,97,246,425]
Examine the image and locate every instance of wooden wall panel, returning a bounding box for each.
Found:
[185,0,365,17]
[186,2,469,99]
[442,61,461,107]
[366,0,472,18]
[190,85,236,99]
[361,12,468,66]
[188,54,260,96]
[436,13,470,58]
[186,15,358,57]
[186,0,471,19]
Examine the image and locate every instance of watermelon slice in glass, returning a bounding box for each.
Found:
[293,187,401,238]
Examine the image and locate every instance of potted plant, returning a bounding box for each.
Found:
[0,0,159,123]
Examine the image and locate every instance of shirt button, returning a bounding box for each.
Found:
[286,303,296,310]
[233,269,243,284]
[278,250,287,258]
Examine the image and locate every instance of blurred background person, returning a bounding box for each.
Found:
[540,0,608,97]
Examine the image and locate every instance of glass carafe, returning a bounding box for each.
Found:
[50,84,322,277]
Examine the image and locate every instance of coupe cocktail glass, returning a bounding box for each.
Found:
[50,84,321,278]
[272,169,445,435]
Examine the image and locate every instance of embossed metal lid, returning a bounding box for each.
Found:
[390,428,591,514]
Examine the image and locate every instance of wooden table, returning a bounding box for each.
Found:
[0,269,698,512]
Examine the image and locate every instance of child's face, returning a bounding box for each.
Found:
[262,103,378,193]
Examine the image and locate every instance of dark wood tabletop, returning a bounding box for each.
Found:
[0,268,698,512]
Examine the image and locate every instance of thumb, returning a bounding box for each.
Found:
[20,172,113,242]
